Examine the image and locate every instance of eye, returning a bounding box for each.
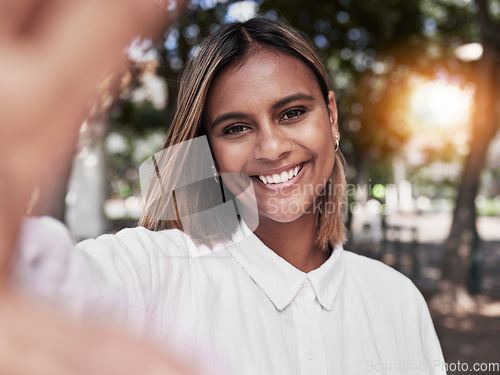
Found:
[223,124,250,135]
[281,107,306,121]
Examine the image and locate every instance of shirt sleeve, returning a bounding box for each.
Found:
[13,216,230,375]
[415,289,447,375]
[395,273,447,375]
[13,216,148,331]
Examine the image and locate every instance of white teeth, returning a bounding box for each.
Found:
[258,163,303,185]
[280,171,289,182]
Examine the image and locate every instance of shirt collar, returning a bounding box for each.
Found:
[228,221,345,311]
[307,244,345,311]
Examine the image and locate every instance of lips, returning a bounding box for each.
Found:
[257,163,305,185]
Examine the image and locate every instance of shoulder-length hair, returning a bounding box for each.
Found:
[138,16,347,251]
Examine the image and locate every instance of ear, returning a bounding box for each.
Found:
[327,90,339,137]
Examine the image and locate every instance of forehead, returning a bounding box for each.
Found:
[205,48,322,117]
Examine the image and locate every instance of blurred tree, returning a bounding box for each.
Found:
[429,0,500,312]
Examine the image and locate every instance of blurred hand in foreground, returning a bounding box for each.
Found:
[0,0,179,276]
[0,291,197,375]
[0,1,196,374]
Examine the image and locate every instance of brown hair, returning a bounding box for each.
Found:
[138,17,347,250]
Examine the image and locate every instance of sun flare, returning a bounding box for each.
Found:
[410,79,474,128]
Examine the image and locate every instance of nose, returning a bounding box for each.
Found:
[253,122,292,161]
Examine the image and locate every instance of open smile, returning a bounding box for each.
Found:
[258,162,305,184]
[251,162,309,190]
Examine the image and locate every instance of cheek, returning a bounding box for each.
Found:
[296,121,335,159]
[210,141,249,173]
[306,125,336,178]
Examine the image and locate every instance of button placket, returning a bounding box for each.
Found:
[295,277,327,373]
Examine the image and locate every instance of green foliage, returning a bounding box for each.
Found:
[111,100,167,135]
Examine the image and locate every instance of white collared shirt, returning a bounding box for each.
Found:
[16,217,446,375]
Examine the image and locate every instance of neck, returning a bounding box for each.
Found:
[254,214,330,273]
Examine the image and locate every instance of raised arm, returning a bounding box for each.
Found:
[0,1,199,374]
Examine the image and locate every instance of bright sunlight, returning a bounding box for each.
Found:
[409,78,475,129]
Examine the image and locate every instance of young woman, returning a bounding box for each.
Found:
[17,17,446,375]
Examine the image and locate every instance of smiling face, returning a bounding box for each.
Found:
[205,47,339,225]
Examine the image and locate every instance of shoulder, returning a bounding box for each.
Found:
[343,250,413,286]
[341,250,445,372]
[341,250,433,335]
[75,226,196,283]
[18,216,191,258]
[77,225,191,257]
[18,216,194,289]
[342,250,425,307]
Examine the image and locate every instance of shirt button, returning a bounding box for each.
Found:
[306,348,317,360]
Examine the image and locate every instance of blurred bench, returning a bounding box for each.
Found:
[381,223,420,279]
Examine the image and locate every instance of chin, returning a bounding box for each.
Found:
[259,198,313,223]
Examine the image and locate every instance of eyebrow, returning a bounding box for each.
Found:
[210,112,247,129]
[210,93,316,129]
[271,93,316,111]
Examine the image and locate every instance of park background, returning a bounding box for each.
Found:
[31,0,500,373]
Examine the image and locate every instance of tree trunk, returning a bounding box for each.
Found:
[432,2,500,313]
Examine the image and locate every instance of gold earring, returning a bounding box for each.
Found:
[334,134,340,152]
